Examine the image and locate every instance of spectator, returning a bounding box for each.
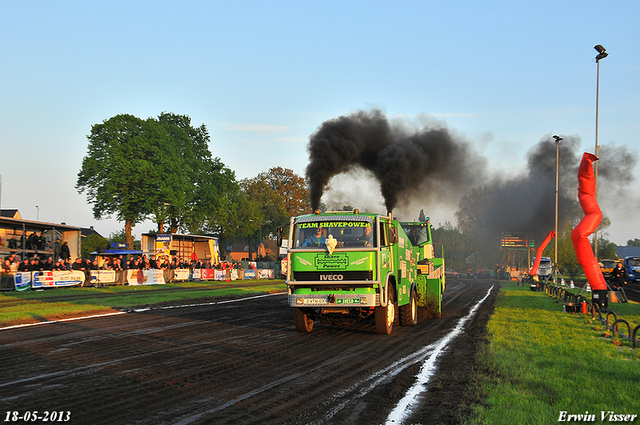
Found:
[42,257,54,271]
[2,258,12,273]
[113,257,123,271]
[61,241,71,261]
[53,238,62,262]
[17,258,30,272]
[610,262,627,290]
[71,258,85,271]
[53,260,65,271]
[26,233,36,250]
[101,258,113,270]
[30,257,40,271]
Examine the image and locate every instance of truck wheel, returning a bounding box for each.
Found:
[400,289,418,326]
[294,308,314,333]
[375,287,395,335]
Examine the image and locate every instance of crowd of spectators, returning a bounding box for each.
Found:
[1,252,246,274]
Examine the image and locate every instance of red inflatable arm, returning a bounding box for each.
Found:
[529,230,556,276]
[570,152,607,290]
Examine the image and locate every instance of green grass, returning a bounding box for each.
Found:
[0,280,286,326]
[465,282,640,424]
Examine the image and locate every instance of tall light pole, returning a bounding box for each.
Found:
[36,205,39,221]
[553,135,562,285]
[593,44,608,258]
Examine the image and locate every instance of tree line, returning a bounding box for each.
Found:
[76,112,308,255]
[77,112,632,273]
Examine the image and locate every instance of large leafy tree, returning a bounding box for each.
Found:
[256,167,309,218]
[431,221,473,273]
[155,112,239,235]
[77,114,164,246]
[77,113,238,246]
[239,177,289,243]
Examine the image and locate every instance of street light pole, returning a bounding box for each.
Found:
[593,44,608,259]
[553,135,562,285]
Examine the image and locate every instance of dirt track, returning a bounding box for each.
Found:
[0,280,497,425]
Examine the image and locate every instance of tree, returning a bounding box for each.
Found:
[239,177,289,240]
[77,113,239,246]
[431,221,472,272]
[81,233,109,259]
[455,186,489,237]
[155,113,239,235]
[627,238,640,247]
[256,167,309,218]
[77,114,164,247]
[555,223,581,280]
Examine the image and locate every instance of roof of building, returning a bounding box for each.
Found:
[0,209,21,219]
[616,246,640,259]
[81,226,103,238]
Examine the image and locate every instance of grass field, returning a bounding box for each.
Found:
[466,282,640,424]
[0,280,287,327]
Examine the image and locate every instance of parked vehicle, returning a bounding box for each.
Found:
[623,257,640,283]
[599,259,618,281]
[445,267,460,279]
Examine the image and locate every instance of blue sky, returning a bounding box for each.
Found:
[1,1,639,244]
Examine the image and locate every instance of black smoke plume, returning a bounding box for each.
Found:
[305,109,484,213]
[305,109,638,246]
[455,136,637,245]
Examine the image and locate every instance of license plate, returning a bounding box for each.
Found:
[302,298,326,305]
[336,298,360,304]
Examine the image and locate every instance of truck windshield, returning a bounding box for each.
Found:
[401,224,430,246]
[600,260,616,269]
[293,220,375,249]
[629,258,640,267]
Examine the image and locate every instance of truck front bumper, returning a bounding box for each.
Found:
[289,293,379,308]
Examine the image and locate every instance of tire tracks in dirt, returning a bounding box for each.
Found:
[0,280,496,425]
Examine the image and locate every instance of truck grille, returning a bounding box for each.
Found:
[293,271,374,281]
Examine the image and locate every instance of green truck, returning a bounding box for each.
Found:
[279,210,445,334]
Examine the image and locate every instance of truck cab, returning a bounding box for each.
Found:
[623,257,640,283]
[537,257,552,279]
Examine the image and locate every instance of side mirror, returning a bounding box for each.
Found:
[389,227,398,245]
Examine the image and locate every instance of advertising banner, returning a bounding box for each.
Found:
[201,269,215,280]
[14,272,32,291]
[258,269,274,279]
[32,271,85,288]
[174,269,189,281]
[214,270,226,281]
[126,269,166,285]
[155,234,172,257]
[244,269,256,279]
[90,270,117,284]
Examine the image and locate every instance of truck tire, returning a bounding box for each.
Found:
[294,308,314,333]
[375,287,395,335]
[400,289,418,326]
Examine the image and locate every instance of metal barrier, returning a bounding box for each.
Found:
[545,285,640,350]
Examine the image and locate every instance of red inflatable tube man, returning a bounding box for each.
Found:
[529,230,556,276]
[570,152,607,291]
